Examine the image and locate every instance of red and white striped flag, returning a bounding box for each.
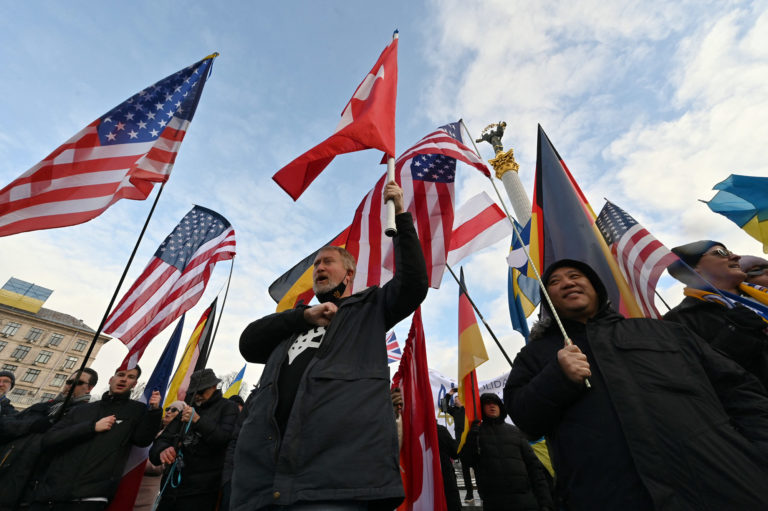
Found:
[104,206,235,368]
[595,200,677,318]
[447,191,512,266]
[346,121,489,290]
[0,54,217,237]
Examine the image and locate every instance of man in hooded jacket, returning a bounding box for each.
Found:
[504,259,768,511]
[464,393,553,511]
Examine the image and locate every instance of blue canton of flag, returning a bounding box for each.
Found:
[97,58,213,146]
[157,206,231,270]
[386,331,401,364]
[409,122,461,184]
[595,201,637,244]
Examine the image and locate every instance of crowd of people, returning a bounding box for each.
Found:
[2,181,768,511]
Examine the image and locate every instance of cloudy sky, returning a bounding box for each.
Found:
[1,1,766,395]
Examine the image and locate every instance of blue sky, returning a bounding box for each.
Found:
[2,1,767,395]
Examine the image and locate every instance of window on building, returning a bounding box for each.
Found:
[11,345,31,361]
[35,350,53,364]
[10,388,26,397]
[1,322,21,336]
[1,364,18,373]
[0,340,6,352]
[48,333,64,346]
[21,368,41,383]
[51,374,67,387]
[24,328,44,342]
[63,356,78,370]
[73,340,87,352]
[41,392,57,401]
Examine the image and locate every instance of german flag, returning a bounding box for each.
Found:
[268,226,351,312]
[457,268,488,452]
[530,125,642,318]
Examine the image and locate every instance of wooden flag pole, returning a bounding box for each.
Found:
[458,120,591,388]
[55,182,167,421]
[446,263,513,368]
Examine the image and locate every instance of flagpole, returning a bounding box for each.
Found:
[209,258,235,356]
[384,30,400,238]
[470,370,480,421]
[459,120,591,388]
[446,263,513,368]
[385,156,397,237]
[55,182,167,420]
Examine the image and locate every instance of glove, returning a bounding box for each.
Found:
[470,420,481,434]
[724,306,767,330]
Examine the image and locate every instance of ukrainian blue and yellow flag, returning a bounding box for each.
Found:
[706,174,768,253]
[223,364,246,398]
[530,125,643,318]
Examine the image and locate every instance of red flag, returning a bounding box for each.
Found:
[392,308,447,511]
[0,55,216,237]
[104,206,235,369]
[346,121,488,290]
[272,37,398,200]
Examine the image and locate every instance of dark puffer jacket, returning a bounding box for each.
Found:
[0,398,88,510]
[150,389,239,498]
[664,296,768,390]
[32,391,161,503]
[464,395,553,511]
[232,212,428,510]
[506,259,768,511]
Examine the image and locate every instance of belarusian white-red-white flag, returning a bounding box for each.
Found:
[447,191,512,266]
[0,54,217,237]
[272,35,398,200]
[345,121,490,290]
[392,308,446,511]
[103,206,235,369]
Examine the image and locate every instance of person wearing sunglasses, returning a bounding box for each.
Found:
[0,368,98,510]
[665,240,768,390]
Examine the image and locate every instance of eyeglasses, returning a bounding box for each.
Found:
[746,266,768,277]
[704,248,734,258]
[65,379,89,386]
[165,407,180,413]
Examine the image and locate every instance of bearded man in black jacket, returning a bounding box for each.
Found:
[29,365,161,510]
[505,259,768,511]
[232,182,428,511]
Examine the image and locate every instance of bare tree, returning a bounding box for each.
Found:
[130,382,147,401]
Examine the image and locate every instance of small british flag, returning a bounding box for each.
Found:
[386,331,401,364]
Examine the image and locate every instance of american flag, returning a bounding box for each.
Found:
[104,206,235,368]
[346,121,489,290]
[386,331,401,364]
[596,201,677,318]
[0,54,216,237]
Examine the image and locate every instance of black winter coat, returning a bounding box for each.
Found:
[464,415,553,511]
[0,398,88,509]
[505,306,768,511]
[150,390,238,498]
[32,391,161,503]
[436,424,461,511]
[664,296,768,390]
[232,212,428,510]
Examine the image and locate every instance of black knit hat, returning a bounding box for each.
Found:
[668,240,724,282]
[0,370,15,389]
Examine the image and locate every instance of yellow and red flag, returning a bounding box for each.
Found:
[457,268,488,452]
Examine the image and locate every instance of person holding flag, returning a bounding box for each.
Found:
[232,181,427,510]
[505,259,768,510]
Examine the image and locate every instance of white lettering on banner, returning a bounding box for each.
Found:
[428,369,512,438]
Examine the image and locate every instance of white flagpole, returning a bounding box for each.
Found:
[384,30,399,238]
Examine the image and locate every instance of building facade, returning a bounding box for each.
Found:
[0,279,109,410]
